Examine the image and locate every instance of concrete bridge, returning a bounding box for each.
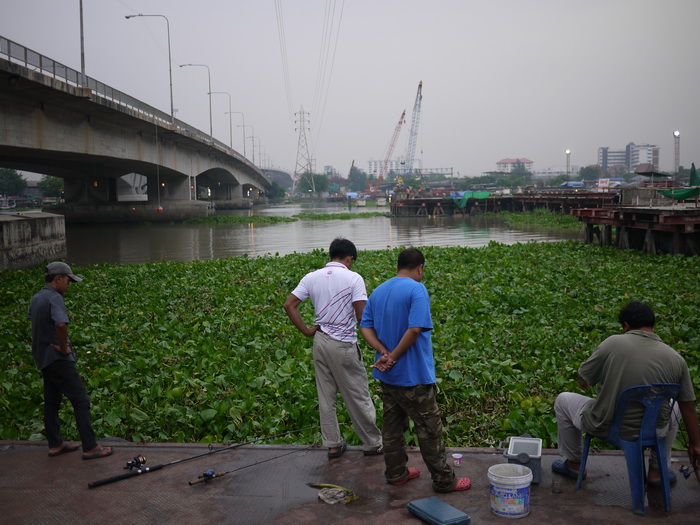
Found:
[0,36,271,223]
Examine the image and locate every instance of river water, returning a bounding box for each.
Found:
[64,203,581,266]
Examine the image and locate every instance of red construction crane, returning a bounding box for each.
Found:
[374,109,406,191]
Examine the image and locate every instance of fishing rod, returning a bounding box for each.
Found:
[188,448,304,485]
[87,425,319,489]
[671,404,700,485]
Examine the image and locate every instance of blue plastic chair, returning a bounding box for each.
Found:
[575,383,680,514]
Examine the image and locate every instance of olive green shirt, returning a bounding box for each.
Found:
[579,330,695,438]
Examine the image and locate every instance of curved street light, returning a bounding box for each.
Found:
[125,14,174,123]
[180,63,213,142]
[210,91,232,149]
[227,111,246,158]
[238,124,254,163]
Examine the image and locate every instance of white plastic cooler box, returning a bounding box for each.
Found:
[503,436,542,484]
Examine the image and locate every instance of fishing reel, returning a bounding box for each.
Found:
[124,456,147,471]
[680,465,696,479]
[188,468,221,486]
[198,469,217,481]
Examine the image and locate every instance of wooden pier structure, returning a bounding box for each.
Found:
[389,188,700,255]
[571,187,700,255]
[389,191,617,217]
[572,205,700,255]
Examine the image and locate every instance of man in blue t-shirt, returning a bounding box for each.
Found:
[360,248,470,492]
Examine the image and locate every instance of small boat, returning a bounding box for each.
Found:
[1,196,17,210]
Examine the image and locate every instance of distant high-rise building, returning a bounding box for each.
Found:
[597,147,628,171]
[367,158,402,175]
[367,157,422,176]
[323,165,339,176]
[629,144,659,172]
[495,158,534,173]
[598,143,659,172]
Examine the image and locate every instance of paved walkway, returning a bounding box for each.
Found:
[1,440,699,524]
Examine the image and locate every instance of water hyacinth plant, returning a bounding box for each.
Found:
[487,208,584,232]
[1,242,698,449]
[293,212,387,220]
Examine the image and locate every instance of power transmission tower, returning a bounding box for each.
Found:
[294,107,315,193]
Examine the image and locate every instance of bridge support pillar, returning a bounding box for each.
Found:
[64,176,118,204]
[211,182,251,209]
[146,174,192,204]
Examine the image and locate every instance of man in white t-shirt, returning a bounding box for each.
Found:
[284,238,383,458]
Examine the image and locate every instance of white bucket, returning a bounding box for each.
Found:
[488,463,533,519]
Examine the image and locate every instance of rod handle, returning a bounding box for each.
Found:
[88,464,163,488]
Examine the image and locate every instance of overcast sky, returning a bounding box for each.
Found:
[2,0,698,178]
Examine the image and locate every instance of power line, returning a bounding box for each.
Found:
[274,0,295,126]
[310,0,345,160]
[274,0,346,169]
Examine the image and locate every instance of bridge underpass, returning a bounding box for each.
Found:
[0,36,271,223]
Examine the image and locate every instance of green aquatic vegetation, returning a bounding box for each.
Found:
[489,208,584,232]
[293,212,387,220]
[2,242,699,448]
[183,215,296,225]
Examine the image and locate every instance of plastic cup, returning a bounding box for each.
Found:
[452,453,463,467]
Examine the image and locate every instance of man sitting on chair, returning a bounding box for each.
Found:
[552,301,700,486]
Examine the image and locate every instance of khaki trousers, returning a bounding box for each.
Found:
[554,392,679,469]
[313,331,382,451]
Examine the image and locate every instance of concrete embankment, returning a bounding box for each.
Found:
[0,212,66,270]
[44,200,212,224]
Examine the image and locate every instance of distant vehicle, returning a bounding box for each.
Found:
[560,181,585,188]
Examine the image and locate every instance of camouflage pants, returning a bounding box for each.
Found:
[380,382,456,492]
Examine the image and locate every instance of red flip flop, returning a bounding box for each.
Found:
[452,477,471,491]
[390,466,421,485]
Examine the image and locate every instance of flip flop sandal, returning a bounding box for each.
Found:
[389,466,421,485]
[82,446,114,460]
[48,443,81,457]
[551,459,585,480]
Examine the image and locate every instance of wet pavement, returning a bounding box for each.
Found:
[1,440,699,524]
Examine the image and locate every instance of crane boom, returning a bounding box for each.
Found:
[404,81,423,176]
[379,110,406,180]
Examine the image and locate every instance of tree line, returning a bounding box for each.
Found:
[0,168,63,198]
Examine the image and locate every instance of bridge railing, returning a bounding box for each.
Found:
[1,35,268,180]
[1,35,81,86]
[0,35,175,129]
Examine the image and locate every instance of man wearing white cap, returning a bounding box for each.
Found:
[28,262,113,460]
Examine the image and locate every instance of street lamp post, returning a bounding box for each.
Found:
[673,130,681,178]
[227,111,246,158]
[211,91,232,149]
[79,0,86,85]
[248,135,260,166]
[238,124,254,163]
[565,149,571,178]
[259,146,267,168]
[125,13,174,123]
[250,136,263,167]
[179,63,212,142]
